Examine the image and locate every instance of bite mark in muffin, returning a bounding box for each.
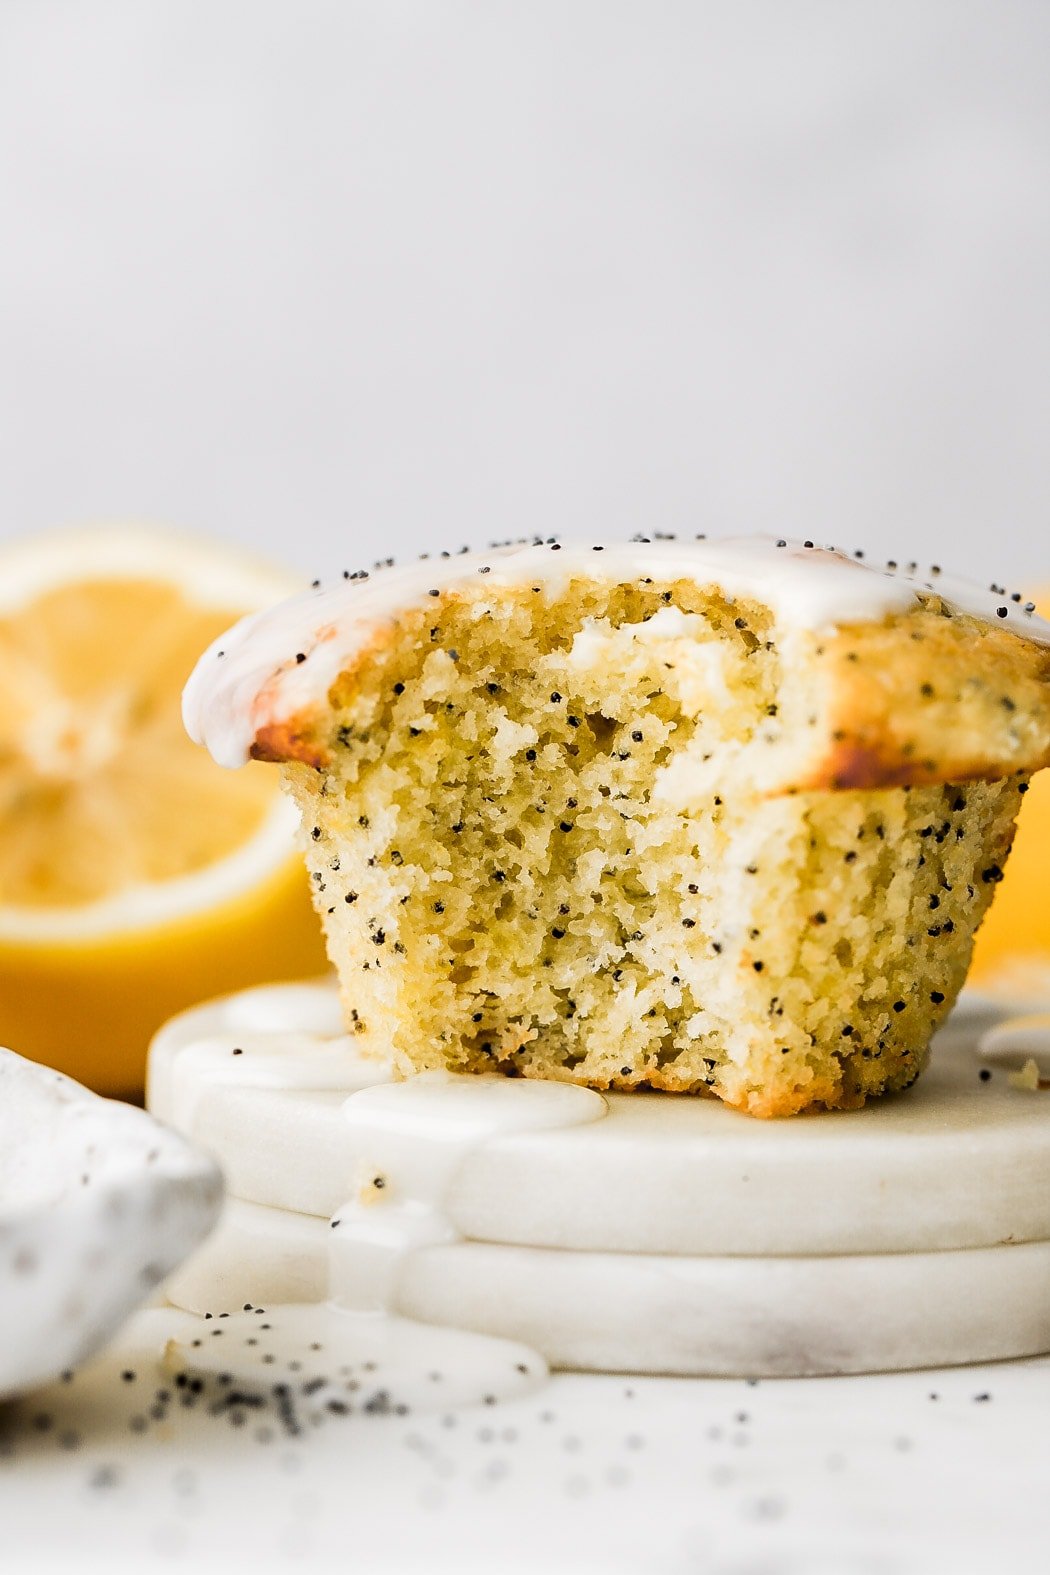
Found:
[184,539,1050,1117]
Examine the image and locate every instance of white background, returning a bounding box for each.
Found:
[1,1,1048,588]
[3,12,1050,1570]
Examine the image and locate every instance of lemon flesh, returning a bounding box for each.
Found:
[0,580,279,906]
[970,766,1050,983]
[970,586,1050,988]
[0,534,327,1095]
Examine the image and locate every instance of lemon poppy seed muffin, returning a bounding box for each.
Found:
[184,538,1050,1117]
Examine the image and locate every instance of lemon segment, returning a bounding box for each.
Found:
[970,586,1050,986]
[970,765,1050,982]
[0,525,328,1093]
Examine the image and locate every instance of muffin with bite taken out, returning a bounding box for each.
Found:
[184,537,1050,1116]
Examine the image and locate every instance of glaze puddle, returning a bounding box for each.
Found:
[166,1030,387,1133]
[977,1012,1050,1072]
[149,977,393,1126]
[221,981,348,1038]
[163,1304,544,1415]
[166,1072,606,1412]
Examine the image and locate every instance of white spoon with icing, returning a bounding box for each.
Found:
[0,1046,223,1400]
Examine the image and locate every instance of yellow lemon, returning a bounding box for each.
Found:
[970,587,1050,989]
[0,525,328,1095]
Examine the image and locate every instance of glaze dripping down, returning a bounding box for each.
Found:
[163,1063,611,1412]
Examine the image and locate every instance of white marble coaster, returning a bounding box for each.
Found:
[166,1195,1050,1378]
[149,983,1050,1256]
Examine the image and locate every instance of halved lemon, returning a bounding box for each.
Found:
[970,587,1050,990]
[0,525,328,1095]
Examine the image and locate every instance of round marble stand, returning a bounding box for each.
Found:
[150,981,1050,1377]
[167,1194,1050,1377]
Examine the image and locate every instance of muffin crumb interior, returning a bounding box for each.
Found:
[283,576,1025,1117]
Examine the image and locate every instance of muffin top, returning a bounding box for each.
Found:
[184,536,1050,790]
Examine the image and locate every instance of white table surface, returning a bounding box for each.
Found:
[1,1306,1047,1575]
